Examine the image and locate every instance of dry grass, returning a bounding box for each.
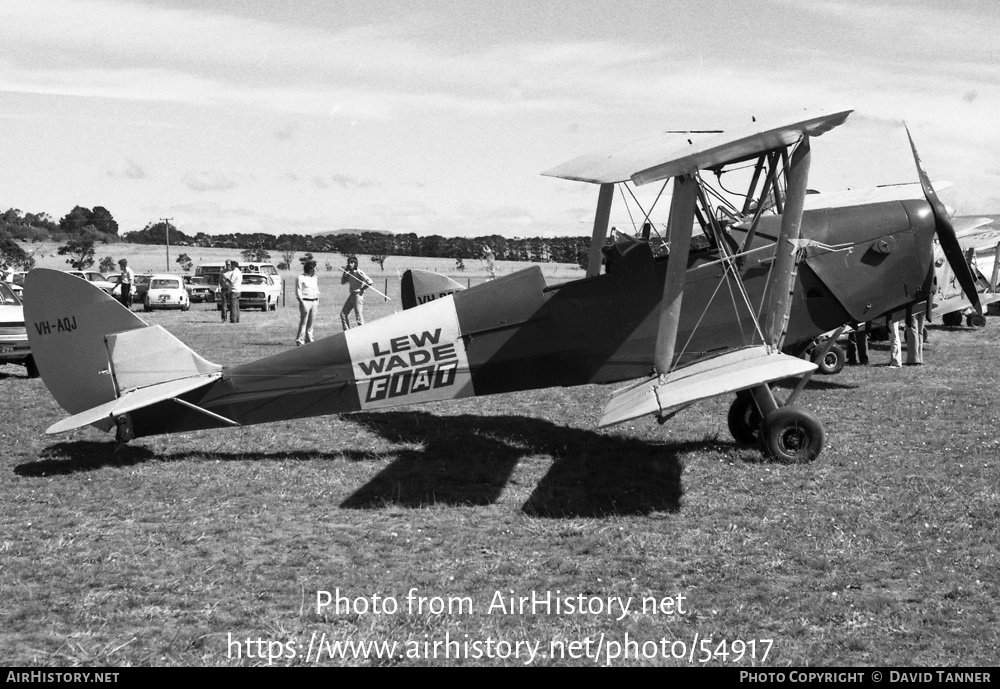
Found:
[1,250,998,666]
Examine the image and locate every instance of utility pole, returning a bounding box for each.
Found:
[161,218,173,271]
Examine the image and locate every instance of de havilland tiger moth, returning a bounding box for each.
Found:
[25,109,980,463]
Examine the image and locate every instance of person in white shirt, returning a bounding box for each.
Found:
[220,260,243,323]
[295,260,320,345]
[117,259,135,308]
[339,256,373,329]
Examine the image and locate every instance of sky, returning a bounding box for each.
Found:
[1,0,998,238]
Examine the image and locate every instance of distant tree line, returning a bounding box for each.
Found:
[122,226,591,265]
[2,204,592,272]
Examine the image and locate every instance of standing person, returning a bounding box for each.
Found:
[888,317,902,367]
[340,256,373,330]
[117,259,135,309]
[218,260,231,322]
[905,306,924,365]
[222,260,242,324]
[846,322,869,365]
[295,260,320,346]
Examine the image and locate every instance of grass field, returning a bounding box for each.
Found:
[1,247,998,666]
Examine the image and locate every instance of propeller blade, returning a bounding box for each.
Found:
[905,126,982,316]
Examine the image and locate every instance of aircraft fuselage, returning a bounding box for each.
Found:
[122,198,936,438]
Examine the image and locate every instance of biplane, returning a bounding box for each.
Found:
[25,110,980,464]
[930,217,1000,326]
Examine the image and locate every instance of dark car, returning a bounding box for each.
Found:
[183,276,214,303]
[111,274,152,308]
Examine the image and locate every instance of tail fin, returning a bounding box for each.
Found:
[400,269,466,309]
[24,269,220,433]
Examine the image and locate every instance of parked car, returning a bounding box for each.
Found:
[109,273,152,308]
[142,274,190,311]
[66,270,115,294]
[183,276,214,303]
[235,273,282,311]
[0,282,37,377]
[3,270,26,298]
[195,261,280,303]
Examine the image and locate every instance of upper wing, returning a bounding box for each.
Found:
[953,218,999,245]
[542,109,852,186]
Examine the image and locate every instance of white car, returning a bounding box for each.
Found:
[142,274,190,312]
[0,282,37,377]
[67,270,115,294]
[3,271,26,298]
[236,272,282,311]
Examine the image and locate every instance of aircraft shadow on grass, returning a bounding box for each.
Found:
[340,410,698,517]
[14,441,352,477]
[19,409,778,517]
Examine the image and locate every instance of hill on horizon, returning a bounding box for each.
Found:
[311,228,391,237]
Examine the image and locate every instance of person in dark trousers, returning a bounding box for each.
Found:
[117,259,134,309]
[221,260,242,324]
[218,260,231,322]
[846,322,869,365]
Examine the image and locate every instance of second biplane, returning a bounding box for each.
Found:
[25,110,979,464]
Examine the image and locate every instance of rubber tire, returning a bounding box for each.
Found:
[25,355,40,379]
[727,393,763,445]
[967,313,986,327]
[760,406,825,463]
[942,311,963,327]
[813,342,845,375]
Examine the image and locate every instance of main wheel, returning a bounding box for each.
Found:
[942,311,963,327]
[760,406,825,463]
[813,342,845,375]
[25,356,39,379]
[967,313,987,327]
[727,393,763,444]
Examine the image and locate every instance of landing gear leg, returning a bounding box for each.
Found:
[727,391,763,444]
[114,414,135,453]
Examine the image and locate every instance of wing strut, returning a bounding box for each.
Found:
[653,175,698,375]
[761,135,811,350]
[586,183,615,277]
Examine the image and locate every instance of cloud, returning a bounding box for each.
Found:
[107,159,146,180]
[311,174,375,190]
[183,171,239,192]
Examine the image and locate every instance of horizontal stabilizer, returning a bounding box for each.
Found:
[599,346,816,428]
[47,373,224,435]
[108,325,221,393]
